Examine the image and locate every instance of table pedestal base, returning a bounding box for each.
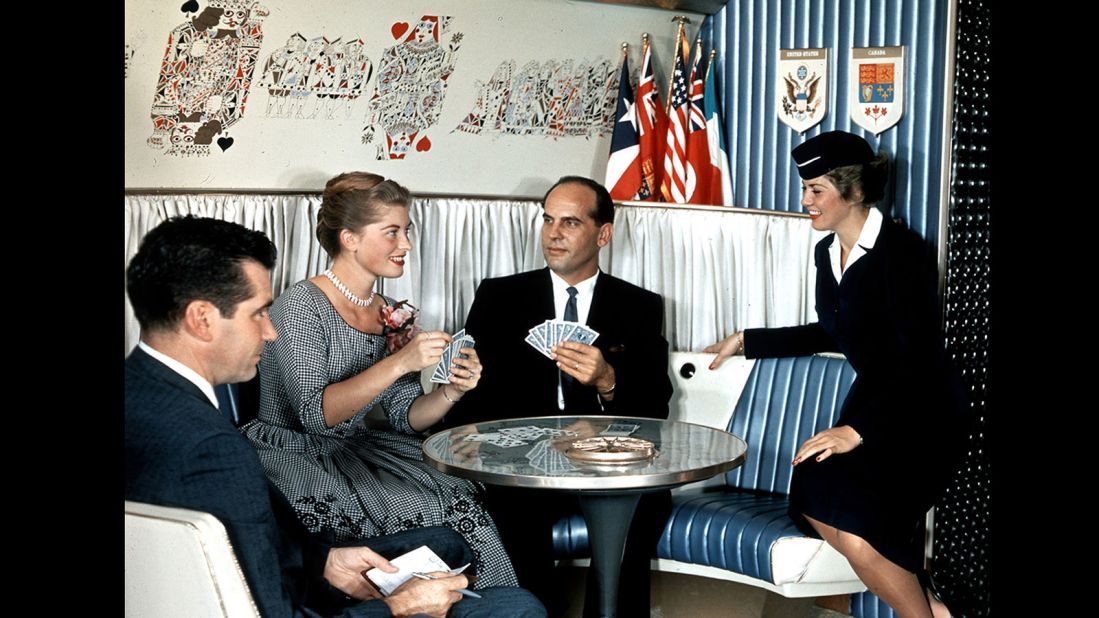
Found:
[578,492,642,618]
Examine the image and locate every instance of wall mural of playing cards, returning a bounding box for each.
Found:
[361,15,463,160]
[126,0,698,192]
[454,57,619,139]
[147,0,268,157]
[258,34,373,120]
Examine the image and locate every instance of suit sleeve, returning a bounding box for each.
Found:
[600,291,672,419]
[180,433,314,618]
[742,323,838,358]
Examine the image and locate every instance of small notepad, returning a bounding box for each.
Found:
[364,545,469,596]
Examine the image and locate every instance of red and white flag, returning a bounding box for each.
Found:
[660,28,691,203]
[605,52,642,200]
[636,36,666,201]
[685,39,710,204]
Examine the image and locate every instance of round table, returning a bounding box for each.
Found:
[422,415,747,618]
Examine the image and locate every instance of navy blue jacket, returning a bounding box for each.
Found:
[125,347,340,617]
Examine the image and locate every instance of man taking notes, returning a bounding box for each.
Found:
[125,216,544,618]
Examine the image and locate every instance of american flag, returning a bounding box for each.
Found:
[660,30,690,203]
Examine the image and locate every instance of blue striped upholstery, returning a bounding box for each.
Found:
[657,491,800,580]
[725,356,856,491]
[654,356,856,581]
[551,513,590,558]
[554,356,857,574]
[850,591,898,618]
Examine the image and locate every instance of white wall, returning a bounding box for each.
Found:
[124,0,702,195]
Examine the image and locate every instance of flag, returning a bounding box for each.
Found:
[636,36,666,201]
[605,52,642,200]
[685,39,710,204]
[704,57,733,206]
[660,28,690,203]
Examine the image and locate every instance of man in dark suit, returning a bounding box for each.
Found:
[447,177,673,616]
[125,216,544,618]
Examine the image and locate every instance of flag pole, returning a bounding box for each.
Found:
[666,16,690,115]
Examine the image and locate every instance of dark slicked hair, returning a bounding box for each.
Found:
[126,216,277,333]
[542,176,615,225]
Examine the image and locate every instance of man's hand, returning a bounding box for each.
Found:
[552,341,616,395]
[324,546,397,601]
[384,572,469,618]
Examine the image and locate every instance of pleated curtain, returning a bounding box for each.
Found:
[125,195,822,354]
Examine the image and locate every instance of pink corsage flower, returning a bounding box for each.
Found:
[380,300,422,353]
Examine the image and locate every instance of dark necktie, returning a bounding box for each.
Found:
[561,286,579,389]
[214,383,239,425]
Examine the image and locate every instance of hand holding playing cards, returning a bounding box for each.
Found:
[446,346,481,394]
[393,331,451,374]
[323,546,397,601]
[552,341,616,393]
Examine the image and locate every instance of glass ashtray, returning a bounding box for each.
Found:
[564,436,657,463]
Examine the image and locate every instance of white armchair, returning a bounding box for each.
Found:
[124,501,260,618]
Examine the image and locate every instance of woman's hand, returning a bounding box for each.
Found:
[792,425,862,465]
[394,331,451,373]
[703,332,745,370]
[447,347,482,394]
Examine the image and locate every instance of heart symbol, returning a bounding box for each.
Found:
[415,135,431,152]
[217,137,234,151]
[391,22,409,40]
[181,0,199,13]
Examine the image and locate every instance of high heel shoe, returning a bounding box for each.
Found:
[916,568,956,618]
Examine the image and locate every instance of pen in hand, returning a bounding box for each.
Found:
[410,572,483,599]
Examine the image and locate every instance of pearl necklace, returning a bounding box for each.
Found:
[323,269,375,308]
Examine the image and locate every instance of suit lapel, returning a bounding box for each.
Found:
[537,268,556,320]
[586,273,610,331]
[128,346,218,412]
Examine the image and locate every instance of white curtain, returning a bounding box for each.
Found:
[125,195,819,354]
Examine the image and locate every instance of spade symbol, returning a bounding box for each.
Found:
[217,137,234,151]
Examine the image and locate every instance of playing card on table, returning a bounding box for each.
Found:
[484,434,528,448]
[499,426,546,441]
[462,432,499,442]
[600,422,640,437]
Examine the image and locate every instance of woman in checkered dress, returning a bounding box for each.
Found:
[240,172,517,588]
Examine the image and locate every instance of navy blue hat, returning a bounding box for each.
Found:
[791,131,875,179]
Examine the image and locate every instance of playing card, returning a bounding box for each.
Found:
[525,332,553,359]
[600,423,641,437]
[539,321,556,348]
[570,325,599,345]
[462,433,500,442]
[484,434,527,448]
[557,322,578,345]
[430,362,450,383]
[500,426,545,441]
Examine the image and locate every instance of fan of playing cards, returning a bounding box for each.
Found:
[524,319,600,359]
[430,329,476,384]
